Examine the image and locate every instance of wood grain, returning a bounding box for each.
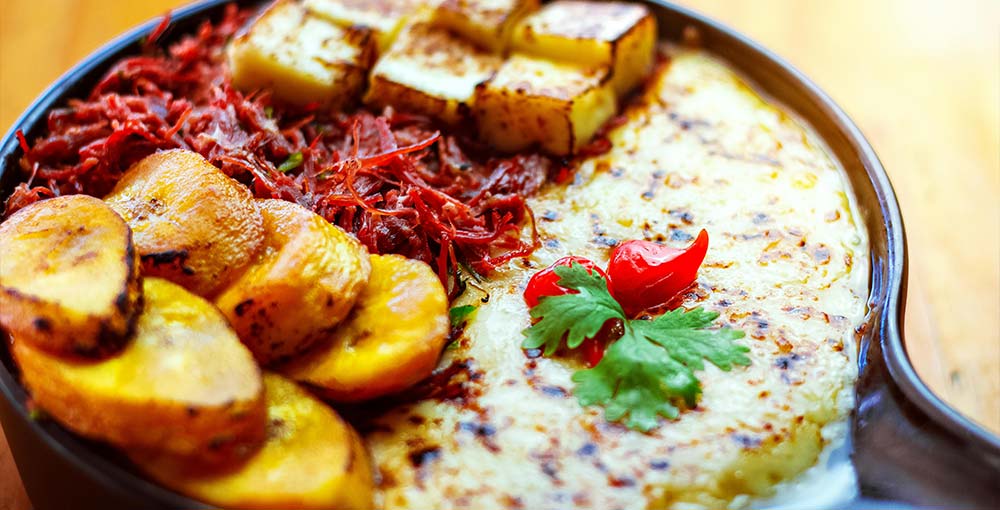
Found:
[1,0,997,507]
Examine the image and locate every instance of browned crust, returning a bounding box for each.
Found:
[436,0,540,53]
[607,11,656,90]
[367,74,455,122]
[472,82,578,155]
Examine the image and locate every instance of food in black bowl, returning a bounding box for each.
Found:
[1,1,997,509]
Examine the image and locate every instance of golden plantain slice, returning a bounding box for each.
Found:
[12,277,266,464]
[280,254,448,402]
[214,199,372,366]
[104,149,265,298]
[0,194,141,356]
[130,373,375,510]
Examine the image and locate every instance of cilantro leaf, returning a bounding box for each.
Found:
[277,152,303,173]
[632,308,751,372]
[572,307,750,431]
[521,263,625,355]
[573,330,697,431]
[449,305,477,328]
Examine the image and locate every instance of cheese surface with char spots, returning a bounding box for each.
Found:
[365,48,870,509]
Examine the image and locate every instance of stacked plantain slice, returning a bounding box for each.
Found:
[0,149,450,509]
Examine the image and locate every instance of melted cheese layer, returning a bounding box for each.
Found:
[366,49,870,510]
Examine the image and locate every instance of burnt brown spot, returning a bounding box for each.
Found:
[141,249,195,275]
[501,495,525,509]
[266,418,287,440]
[540,460,560,481]
[458,421,496,437]
[377,466,398,489]
[142,249,188,266]
[114,288,131,314]
[593,236,618,247]
[32,317,52,332]
[536,385,568,398]
[345,439,357,472]
[608,475,636,487]
[811,245,832,264]
[732,433,762,449]
[207,434,234,450]
[457,421,500,452]
[576,443,597,456]
[670,229,693,242]
[408,446,441,468]
[234,299,255,317]
[775,353,801,370]
[669,209,695,225]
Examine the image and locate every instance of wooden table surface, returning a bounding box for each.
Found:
[1,0,997,507]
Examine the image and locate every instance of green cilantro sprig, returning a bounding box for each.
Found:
[277,152,303,173]
[522,263,750,432]
[449,305,477,328]
[522,265,624,355]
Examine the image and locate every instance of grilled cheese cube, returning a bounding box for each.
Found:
[433,0,539,52]
[473,54,616,155]
[304,0,428,52]
[228,0,375,108]
[512,1,656,96]
[365,21,502,125]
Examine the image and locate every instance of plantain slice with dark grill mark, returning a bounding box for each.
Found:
[0,194,141,357]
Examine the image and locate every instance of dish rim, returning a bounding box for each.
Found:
[0,0,996,507]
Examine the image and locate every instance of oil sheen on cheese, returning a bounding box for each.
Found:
[365,49,871,509]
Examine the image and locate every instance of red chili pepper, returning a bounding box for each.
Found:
[554,166,574,184]
[522,256,611,308]
[582,336,605,368]
[523,256,615,367]
[579,319,625,367]
[606,229,709,316]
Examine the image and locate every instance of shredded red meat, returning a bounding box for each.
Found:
[7,5,561,282]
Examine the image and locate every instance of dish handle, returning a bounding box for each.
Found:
[852,279,1000,508]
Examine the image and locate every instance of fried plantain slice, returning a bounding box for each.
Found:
[104,149,265,298]
[0,194,141,356]
[214,199,371,366]
[12,277,266,464]
[130,373,375,510]
[280,254,448,402]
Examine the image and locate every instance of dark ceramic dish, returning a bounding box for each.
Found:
[1,1,998,509]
